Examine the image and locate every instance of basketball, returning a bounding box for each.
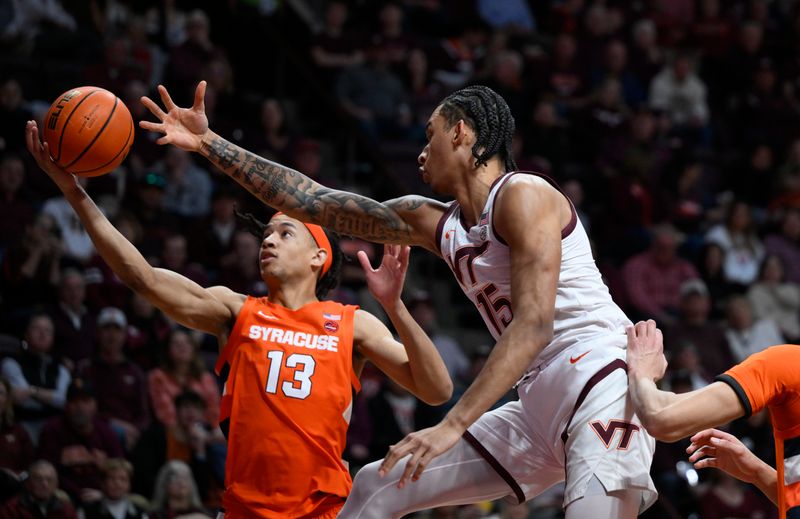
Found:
[42,86,134,177]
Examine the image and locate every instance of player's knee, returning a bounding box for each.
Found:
[350,461,383,498]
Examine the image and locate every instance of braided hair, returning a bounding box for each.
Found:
[234,207,343,299]
[438,85,518,172]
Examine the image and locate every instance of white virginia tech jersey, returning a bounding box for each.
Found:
[436,172,631,369]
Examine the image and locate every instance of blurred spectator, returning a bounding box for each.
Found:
[535,33,586,115]
[125,293,171,371]
[648,52,710,145]
[147,328,219,428]
[622,224,700,325]
[132,391,223,503]
[589,39,646,108]
[83,35,146,95]
[427,21,487,89]
[747,255,800,342]
[42,178,95,266]
[477,0,536,34]
[0,153,35,248]
[158,235,207,288]
[764,209,800,284]
[165,9,223,100]
[126,15,163,89]
[0,79,33,153]
[148,460,211,519]
[0,213,62,320]
[660,157,711,235]
[153,148,213,220]
[401,48,445,131]
[123,173,179,261]
[724,294,784,362]
[37,379,124,503]
[78,308,149,452]
[1,313,70,442]
[408,293,469,386]
[722,21,768,101]
[690,0,734,59]
[310,0,364,83]
[481,49,528,122]
[241,98,294,161]
[335,41,412,142]
[664,347,714,392]
[695,241,737,319]
[188,186,239,276]
[774,138,800,211]
[522,100,572,179]
[576,79,630,163]
[79,458,148,519]
[368,378,428,461]
[218,230,267,297]
[727,143,776,211]
[0,377,35,489]
[371,2,415,74]
[628,18,665,85]
[122,80,164,178]
[48,269,96,369]
[664,279,735,376]
[0,460,77,519]
[705,201,765,288]
[0,0,77,57]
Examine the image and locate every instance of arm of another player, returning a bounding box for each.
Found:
[353,244,453,405]
[379,177,565,486]
[25,121,241,337]
[687,428,778,505]
[139,82,446,250]
[626,320,746,442]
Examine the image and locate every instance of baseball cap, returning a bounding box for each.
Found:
[679,279,709,298]
[97,307,127,328]
[67,378,95,401]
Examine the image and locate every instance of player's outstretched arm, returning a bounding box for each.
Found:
[354,244,453,405]
[25,121,239,336]
[687,428,778,505]
[626,320,746,442]
[139,82,445,249]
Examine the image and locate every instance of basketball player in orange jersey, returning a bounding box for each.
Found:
[626,319,800,517]
[140,81,656,518]
[24,120,453,519]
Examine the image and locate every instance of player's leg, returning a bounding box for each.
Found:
[564,475,641,519]
[339,436,510,519]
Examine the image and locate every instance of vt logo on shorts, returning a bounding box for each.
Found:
[590,420,641,450]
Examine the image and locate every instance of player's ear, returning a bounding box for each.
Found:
[311,247,328,271]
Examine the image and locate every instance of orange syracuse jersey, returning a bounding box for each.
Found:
[215,297,361,518]
[717,344,800,518]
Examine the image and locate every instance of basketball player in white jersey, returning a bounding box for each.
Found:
[140,82,656,517]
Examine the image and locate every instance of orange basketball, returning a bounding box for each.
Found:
[43,86,134,177]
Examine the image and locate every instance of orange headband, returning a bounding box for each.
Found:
[274,212,333,276]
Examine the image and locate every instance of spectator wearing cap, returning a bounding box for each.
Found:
[37,378,124,503]
[79,458,148,519]
[77,308,149,452]
[0,460,77,519]
[1,313,70,442]
[622,224,700,325]
[664,279,735,377]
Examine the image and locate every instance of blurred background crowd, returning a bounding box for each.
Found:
[1,0,800,517]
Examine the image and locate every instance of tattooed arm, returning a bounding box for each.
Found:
[139,82,446,249]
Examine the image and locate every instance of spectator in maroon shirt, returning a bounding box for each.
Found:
[623,224,700,325]
[77,308,149,452]
[764,209,800,284]
[0,377,34,501]
[0,460,77,519]
[0,153,36,250]
[37,379,124,504]
[48,269,96,370]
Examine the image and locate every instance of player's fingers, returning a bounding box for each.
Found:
[625,325,635,346]
[399,448,426,488]
[158,84,177,111]
[400,245,411,270]
[646,319,656,339]
[688,445,715,463]
[138,120,164,133]
[155,135,171,146]
[193,80,206,112]
[379,439,414,477]
[140,96,167,120]
[25,121,37,154]
[689,429,718,444]
[693,457,717,470]
[411,449,436,481]
[357,250,374,273]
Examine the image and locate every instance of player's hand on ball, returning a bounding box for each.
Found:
[378,419,463,488]
[25,120,77,190]
[626,319,667,382]
[140,81,209,152]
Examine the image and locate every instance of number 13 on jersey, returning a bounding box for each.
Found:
[265,351,316,399]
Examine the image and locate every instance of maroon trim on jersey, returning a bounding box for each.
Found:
[560,359,628,445]
[463,430,526,504]
[492,171,579,246]
[435,201,459,253]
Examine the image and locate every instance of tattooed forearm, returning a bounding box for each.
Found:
[199,133,429,244]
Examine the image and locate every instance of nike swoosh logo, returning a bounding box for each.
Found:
[257,311,278,321]
[569,350,591,364]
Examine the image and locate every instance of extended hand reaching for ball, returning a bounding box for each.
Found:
[140,81,209,152]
